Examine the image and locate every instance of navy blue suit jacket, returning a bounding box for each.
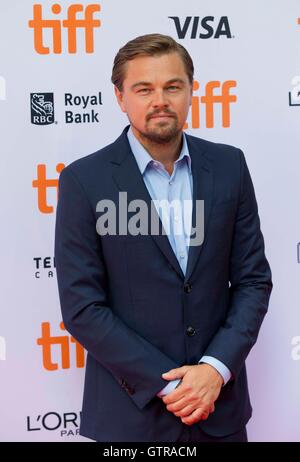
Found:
[54,124,272,442]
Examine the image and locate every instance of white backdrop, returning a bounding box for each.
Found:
[0,0,299,442]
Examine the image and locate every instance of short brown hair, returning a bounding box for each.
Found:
[111,33,194,91]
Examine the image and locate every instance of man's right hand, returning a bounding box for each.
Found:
[161,364,221,425]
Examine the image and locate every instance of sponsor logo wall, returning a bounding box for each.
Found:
[0,0,299,441]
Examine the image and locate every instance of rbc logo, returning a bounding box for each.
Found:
[28,3,101,54]
[31,93,55,125]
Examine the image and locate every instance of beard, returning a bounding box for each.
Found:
[132,115,180,144]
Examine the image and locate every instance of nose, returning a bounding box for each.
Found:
[151,89,169,108]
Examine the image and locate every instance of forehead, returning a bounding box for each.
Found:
[123,52,189,86]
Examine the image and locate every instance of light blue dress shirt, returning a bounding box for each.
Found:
[127,126,232,397]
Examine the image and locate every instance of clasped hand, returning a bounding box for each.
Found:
[160,363,223,425]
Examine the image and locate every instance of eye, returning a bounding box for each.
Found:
[138,88,151,94]
[167,86,179,91]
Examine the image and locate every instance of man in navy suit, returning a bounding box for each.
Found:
[54,33,272,442]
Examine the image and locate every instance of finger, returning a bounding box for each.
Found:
[162,386,186,405]
[200,410,210,421]
[162,377,191,405]
[181,408,205,426]
[172,403,195,418]
[162,366,187,381]
[165,393,193,412]
[209,403,215,414]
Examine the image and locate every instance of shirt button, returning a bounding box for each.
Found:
[174,215,179,222]
[179,253,185,259]
[169,180,173,185]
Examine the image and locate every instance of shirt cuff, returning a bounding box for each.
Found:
[198,356,232,386]
[156,379,181,397]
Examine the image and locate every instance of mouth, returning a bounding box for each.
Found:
[149,115,174,120]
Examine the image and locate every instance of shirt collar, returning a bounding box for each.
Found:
[127,125,192,175]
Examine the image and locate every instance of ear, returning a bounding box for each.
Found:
[114,86,127,113]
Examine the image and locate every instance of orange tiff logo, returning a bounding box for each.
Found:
[37,322,85,371]
[32,163,65,214]
[184,80,237,129]
[28,3,101,54]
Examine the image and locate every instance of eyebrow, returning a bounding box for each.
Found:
[130,78,186,90]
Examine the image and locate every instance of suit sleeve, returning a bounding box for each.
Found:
[54,166,179,410]
[202,149,273,382]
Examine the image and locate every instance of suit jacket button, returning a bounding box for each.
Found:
[186,326,196,337]
[184,283,192,293]
[119,378,126,387]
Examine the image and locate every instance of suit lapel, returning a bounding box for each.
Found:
[111,126,184,280]
[110,126,213,282]
[184,134,213,282]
